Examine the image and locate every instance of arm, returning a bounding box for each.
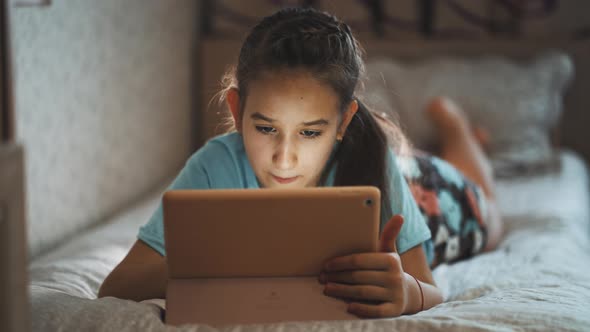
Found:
[98,136,246,301]
[400,243,443,313]
[98,240,167,301]
[385,147,443,313]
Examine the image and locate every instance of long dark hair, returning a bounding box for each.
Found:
[219,7,409,222]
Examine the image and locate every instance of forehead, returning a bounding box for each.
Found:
[244,70,341,120]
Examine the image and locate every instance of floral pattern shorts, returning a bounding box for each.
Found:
[398,152,489,267]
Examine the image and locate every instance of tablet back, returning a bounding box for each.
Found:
[163,186,381,278]
[163,186,381,326]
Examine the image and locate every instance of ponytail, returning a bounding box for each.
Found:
[321,100,393,225]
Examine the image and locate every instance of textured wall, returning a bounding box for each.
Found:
[10,1,199,258]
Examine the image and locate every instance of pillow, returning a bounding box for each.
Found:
[362,51,574,178]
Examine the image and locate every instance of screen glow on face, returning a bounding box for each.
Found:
[240,71,343,189]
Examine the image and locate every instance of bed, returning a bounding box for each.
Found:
[28,148,590,331]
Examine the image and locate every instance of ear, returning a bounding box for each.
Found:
[226,87,242,133]
[337,99,358,140]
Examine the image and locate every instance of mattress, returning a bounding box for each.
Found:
[29,149,590,331]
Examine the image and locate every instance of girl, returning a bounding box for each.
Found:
[99,7,503,318]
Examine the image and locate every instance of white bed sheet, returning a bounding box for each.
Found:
[29,149,590,331]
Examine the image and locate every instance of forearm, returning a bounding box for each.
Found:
[403,272,443,314]
[98,260,168,302]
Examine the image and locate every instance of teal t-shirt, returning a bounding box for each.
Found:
[138,132,432,261]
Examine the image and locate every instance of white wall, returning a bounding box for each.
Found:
[10,1,199,258]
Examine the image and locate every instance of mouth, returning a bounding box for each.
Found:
[271,174,300,184]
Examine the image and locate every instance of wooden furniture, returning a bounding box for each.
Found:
[0,0,29,331]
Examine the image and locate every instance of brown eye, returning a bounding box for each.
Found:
[256,126,276,134]
[301,130,322,139]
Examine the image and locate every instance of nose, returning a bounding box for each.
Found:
[273,137,297,171]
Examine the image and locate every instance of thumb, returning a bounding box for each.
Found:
[379,214,404,253]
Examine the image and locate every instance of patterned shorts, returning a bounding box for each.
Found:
[398,152,489,267]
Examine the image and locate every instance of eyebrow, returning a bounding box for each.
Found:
[250,112,329,126]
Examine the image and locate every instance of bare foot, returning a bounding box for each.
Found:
[472,126,491,151]
[426,97,471,141]
[427,97,491,150]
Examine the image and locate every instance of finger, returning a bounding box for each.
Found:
[324,283,391,303]
[320,270,393,288]
[379,214,404,253]
[323,253,398,272]
[347,301,403,318]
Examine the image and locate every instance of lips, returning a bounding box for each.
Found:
[272,175,299,184]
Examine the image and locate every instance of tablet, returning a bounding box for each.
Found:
[163,186,381,278]
[162,186,382,326]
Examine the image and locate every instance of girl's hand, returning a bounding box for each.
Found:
[320,215,413,318]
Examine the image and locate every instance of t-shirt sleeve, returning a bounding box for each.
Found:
[138,138,245,256]
[384,149,432,254]
[137,155,210,256]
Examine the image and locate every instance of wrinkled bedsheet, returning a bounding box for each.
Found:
[29,150,590,331]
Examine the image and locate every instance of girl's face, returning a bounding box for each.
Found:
[227,71,357,188]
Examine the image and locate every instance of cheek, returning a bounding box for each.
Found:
[244,134,269,167]
[299,142,334,169]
